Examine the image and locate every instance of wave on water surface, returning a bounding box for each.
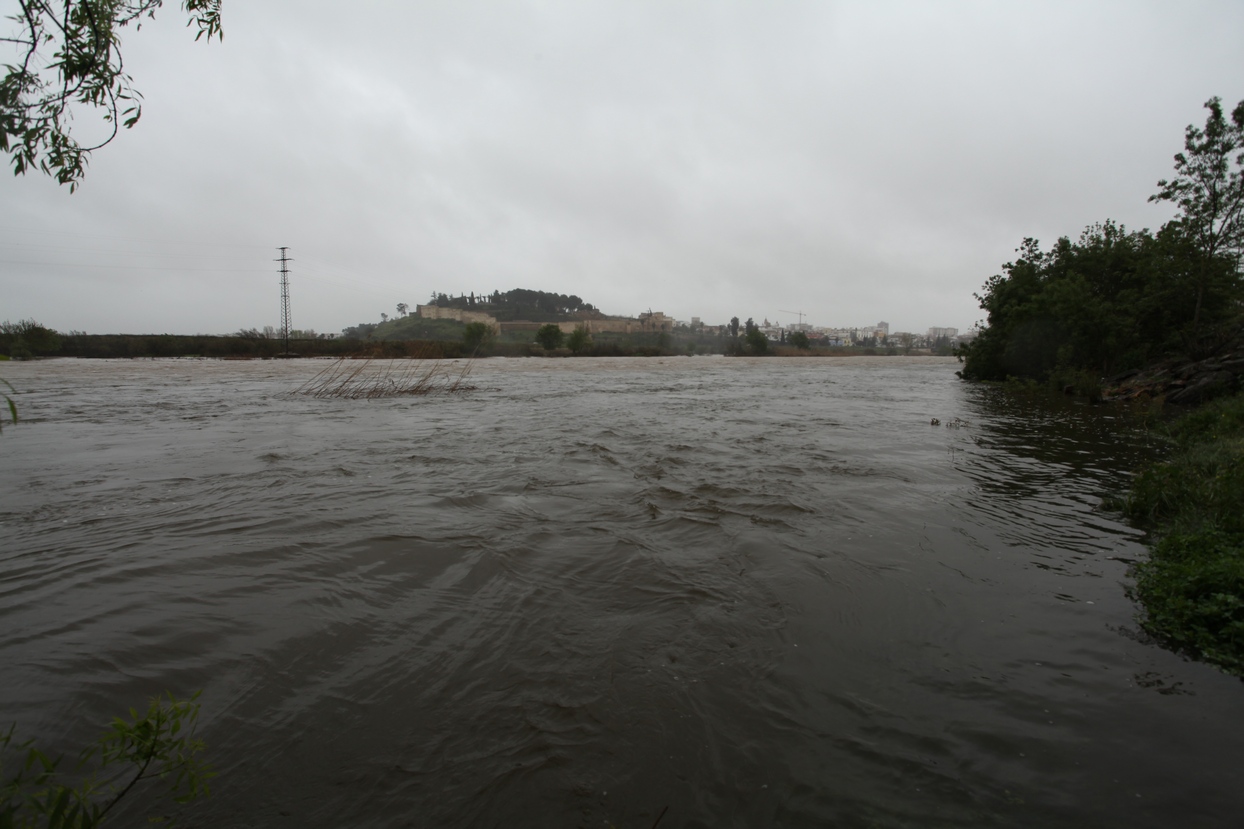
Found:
[0,357,1240,828]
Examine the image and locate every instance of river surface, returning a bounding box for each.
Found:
[1,356,1241,828]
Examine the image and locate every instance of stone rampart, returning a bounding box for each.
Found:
[416,305,500,333]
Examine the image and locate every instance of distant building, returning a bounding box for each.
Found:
[554,310,674,335]
[416,304,500,333]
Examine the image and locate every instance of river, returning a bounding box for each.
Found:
[1,356,1240,828]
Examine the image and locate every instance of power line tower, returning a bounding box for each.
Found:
[276,247,292,353]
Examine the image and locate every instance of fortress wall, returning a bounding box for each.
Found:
[416,305,500,333]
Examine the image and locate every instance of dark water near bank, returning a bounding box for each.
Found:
[1,357,1241,828]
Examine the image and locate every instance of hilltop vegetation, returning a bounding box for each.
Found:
[426,288,600,322]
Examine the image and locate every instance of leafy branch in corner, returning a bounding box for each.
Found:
[1,691,214,827]
[1,1,222,191]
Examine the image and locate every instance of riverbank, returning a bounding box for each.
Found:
[1124,390,1244,676]
[1101,323,1244,406]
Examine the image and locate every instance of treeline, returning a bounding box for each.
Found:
[428,288,599,322]
[960,97,1244,386]
[0,319,61,360]
[1,329,473,360]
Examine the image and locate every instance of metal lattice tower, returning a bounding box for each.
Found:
[276,247,292,353]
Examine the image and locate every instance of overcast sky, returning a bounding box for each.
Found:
[2,1,1242,336]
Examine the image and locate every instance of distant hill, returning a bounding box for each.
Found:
[426,289,601,323]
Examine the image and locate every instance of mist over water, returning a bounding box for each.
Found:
[2,357,1241,828]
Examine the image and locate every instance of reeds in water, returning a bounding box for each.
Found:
[293,357,475,399]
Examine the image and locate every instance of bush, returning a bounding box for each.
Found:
[534,324,564,350]
[1,319,60,359]
[462,322,494,355]
[566,326,592,354]
[1126,392,1244,674]
[1131,531,1244,674]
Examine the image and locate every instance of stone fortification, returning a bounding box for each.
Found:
[556,311,674,335]
[416,304,500,333]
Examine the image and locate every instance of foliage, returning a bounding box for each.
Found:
[1,1,222,190]
[728,317,740,338]
[788,331,811,350]
[534,323,564,350]
[365,316,466,343]
[462,322,493,354]
[959,219,1240,381]
[1,319,61,360]
[1149,97,1244,337]
[1125,392,1244,675]
[744,327,769,354]
[960,98,1244,382]
[1,692,213,827]
[566,325,592,354]
[429,289,597,322]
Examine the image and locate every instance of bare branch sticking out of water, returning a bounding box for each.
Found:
[293,358,476,399]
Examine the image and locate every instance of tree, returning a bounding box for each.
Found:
[462,322,493,354]
[380,312,388,323]
[1,318,61,359]
[566,325,592,354]
[788,331,811,350]
[534,323,564,350]
[1149,96,1244,338]
[728,317,740,338]
[396,303,408,317]
[2,1,222,190]
[745,327,768,354]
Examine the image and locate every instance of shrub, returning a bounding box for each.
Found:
[534,324,564,350]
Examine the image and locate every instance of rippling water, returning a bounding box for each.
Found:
[2,356,1241,828]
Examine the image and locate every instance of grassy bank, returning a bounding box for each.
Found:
[1125,392,1244,675]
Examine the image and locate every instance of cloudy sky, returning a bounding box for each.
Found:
[2,1,1242,336]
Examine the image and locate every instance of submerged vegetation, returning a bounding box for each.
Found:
[1125,393,1244,675]
[1,693,212,827]
[293,357,475,399]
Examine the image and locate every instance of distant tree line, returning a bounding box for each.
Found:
[0,319,61,360]
[428,289,599,322]
[960,97,1244,383]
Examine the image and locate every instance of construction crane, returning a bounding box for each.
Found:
[778,309,806,326]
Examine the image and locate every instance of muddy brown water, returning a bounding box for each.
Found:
[1,356,1240,828]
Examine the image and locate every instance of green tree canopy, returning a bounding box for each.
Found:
[535,323,564,350]
[566,326,592,354]
[1149,96,1244,335]
[462,322,493,354]
[745,327,768,354]
[960,98,1244,383]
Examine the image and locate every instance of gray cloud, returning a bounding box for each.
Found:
[2,0,1242,335]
